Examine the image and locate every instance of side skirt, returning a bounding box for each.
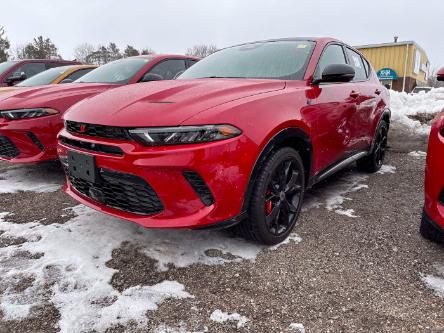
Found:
[308,150,368,188]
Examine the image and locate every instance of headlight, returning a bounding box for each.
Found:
[0,108,59,120]
[129,125,241,146]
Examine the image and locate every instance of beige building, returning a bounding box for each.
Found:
[355,40,430,92]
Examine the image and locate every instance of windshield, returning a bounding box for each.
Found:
[0,61,17,76]
[17,66,70,87]
[75,57,152,84]
[179,40,315,80]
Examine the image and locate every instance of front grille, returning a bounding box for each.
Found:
[183,171,215,206]
[0,136,19,158]
[27,132,44,151]
[66,121,130,141]
[60,136,123,156]
[69,169,164,216]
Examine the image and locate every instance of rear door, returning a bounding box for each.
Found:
[310,43,359,172]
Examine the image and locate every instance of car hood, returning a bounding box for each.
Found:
[65,79,286,126]
[0,83,120,110]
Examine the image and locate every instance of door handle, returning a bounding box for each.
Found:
[349,91,360,98]
[375,89,381,95]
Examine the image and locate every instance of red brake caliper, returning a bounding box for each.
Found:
[265,190,272,215]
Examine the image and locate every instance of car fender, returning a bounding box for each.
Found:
[241,126,313,212]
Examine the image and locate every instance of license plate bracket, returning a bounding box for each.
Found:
[68,150,97,183]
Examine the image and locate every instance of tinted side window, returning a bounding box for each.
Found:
[345,48,367,81]
[186,59,199,68]
[362,57,371,78]
[147,60,187,80]
[63,68,95,82]
[47,62,66,69]
[14,63,47,78]
[315,44,347,78]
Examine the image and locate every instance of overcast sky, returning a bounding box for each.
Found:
[1,0,443,69]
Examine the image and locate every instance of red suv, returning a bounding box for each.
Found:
[0,59,80,86]
[421,67,444,243]
[0,55,198,163]
[59,38,390,245]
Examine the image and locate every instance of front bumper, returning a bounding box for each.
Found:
[0,115,62,163]
[58,128,257,229]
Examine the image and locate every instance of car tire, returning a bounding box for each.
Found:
[420,213,444,243]
[236,147,305,245]
[357,120,388,173]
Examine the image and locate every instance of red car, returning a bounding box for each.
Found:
[59,38,390,245]
[0,55,198,163]
[421,67,444,243]
[0,59,80,86]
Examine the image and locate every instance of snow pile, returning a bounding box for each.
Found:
[210,309,249,328]
[0,165,63,193]
[390,88,444,135]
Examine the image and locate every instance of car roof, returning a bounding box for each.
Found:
[129,54,200,61]
[217,37,342,50]
[58,64,98,71]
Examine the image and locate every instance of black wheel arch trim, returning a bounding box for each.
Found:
[241,127,313,213]
[370,108,391,152]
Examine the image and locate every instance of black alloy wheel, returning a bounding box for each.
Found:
[236,147,305,245]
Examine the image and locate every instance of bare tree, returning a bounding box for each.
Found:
[12,44,26,60]
[185,44,218,58]
[0,26,10,62]
[73,43,95,63]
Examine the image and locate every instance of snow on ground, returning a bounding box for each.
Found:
[408,151,427,158]
[209,309,249,328]
[0,165,63,193]
[289,323,306,332]
[303,172,369,218]
[377,164,397,174]
[154,324,207,333]
[422,266,444,298]
[390,88,444,135]
[0,158,399,331]
[303,165,395,218]
[0,206,193,332]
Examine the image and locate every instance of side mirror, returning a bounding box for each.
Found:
[437,67,444,82]
[313,64,355,84]
[140,73,163,82]
[6,72,27,86]
[60,79,74,84]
